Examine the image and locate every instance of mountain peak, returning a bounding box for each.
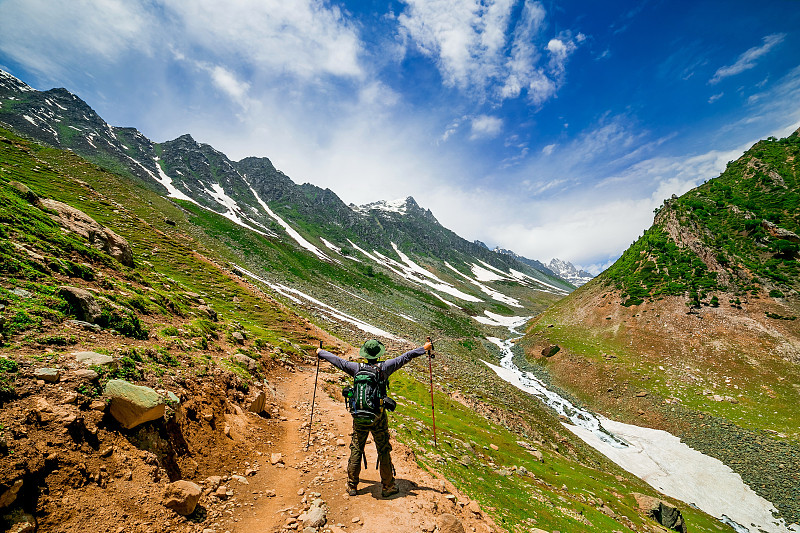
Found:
[548,258,594,286]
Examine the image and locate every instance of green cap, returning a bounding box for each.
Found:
[359,339,385,361]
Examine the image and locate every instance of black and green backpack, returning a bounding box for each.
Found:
[344,363,392,423]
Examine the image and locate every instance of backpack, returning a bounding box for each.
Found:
[347,363,387,423]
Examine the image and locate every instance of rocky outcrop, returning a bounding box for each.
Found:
[104,379,166,429]
[40,198,133,266]
[762,220,800,243]
[58,286,102,323]
[632,493,687,533]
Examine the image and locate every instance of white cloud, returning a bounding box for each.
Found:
[208,65,252,109]
[541,143,556,155]
[470,115,503,139]
[0,0,152,80]
[708,92,723,104]
[398,0,578,105]
[710,33,786,84]
[165,0,364,80]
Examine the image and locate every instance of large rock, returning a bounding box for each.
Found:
[541,344,560,357]
[58,286,102,323]
[74,351,113,367]
[163,480,202,516]
[40,198,134,266]
[762,220,800,243]
[248,391,266,414]
[104,379,165,429]
[437,513,466,533]
[632,493,687,533]
[299,498,327,529]
[33,368,61,383]
[0,478,23,509]
[233,353,257,372]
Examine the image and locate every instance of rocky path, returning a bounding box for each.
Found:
[231,365,497,533]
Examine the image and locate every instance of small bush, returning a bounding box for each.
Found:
[769,289,785,298]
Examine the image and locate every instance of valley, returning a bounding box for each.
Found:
[1,68,799,533]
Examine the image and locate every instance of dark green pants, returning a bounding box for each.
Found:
[347,410,394,490]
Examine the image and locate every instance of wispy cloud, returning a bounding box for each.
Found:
[708,92,723,104]
[398,0,580,105]
[710,33,786,84]
[470,115,503,139]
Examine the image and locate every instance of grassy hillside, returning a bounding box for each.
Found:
[0,126,740,532]
[524,129,800,524]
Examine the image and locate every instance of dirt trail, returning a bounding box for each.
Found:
[232,364,497,533]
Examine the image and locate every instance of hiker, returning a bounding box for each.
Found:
[316,338,433,497]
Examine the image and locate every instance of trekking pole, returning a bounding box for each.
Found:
[426,336,437,448]
[306,340,322,451]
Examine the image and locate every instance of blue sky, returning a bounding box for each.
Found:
[1,0,798,273]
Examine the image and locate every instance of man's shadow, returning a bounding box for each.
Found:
[358,478,440,500]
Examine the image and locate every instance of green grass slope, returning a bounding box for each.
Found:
[524,129,800,524]
[0,126,739,532]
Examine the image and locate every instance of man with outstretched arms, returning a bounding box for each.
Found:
[316,338,433,498]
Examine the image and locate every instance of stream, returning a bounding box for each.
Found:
[482,324,799,533]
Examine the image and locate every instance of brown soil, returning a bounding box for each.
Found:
[1,345,497,533]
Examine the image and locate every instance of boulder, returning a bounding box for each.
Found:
[232,331,245,344]
[66,319,101,332]
[632,493,687,533]
[104,379,166,429]
[163,480,202,516]
[298,498,327,529]
[197,305,217,321]
[437,513,466,533]
[542,344,560,357]
[40,198,134,266]
[233,353,258,372]
[0,478,23,509]
[9,181,41,207]
[34,368,61,383]
[248,391,266,414]
[58,286,102,323]
[74,351,113,367]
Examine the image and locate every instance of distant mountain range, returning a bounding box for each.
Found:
[0,68,581,292]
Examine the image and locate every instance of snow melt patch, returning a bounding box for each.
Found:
[153,157,197,203]
[470,263,507,282]
[473,312,530,329]
[445,262,522,308]
[202,183,272,237]
[568,420,798,533]
[346,241,482,303]
[508,268,569,295]
[234,265,404,341]
[243,179,329,261]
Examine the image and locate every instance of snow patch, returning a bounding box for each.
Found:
[153,157,197,203]
[568,421,799,533]
[243,179,329,261]
[445,262,522,307]
[473,312,529,329]
[202,183,271,237]
[235,265,405,341]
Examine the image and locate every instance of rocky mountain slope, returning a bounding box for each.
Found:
[524,129,800,525]
[0,78,738,532]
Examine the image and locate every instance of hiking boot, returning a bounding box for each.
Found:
[347,485,358,496]
[381,485,399,498]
